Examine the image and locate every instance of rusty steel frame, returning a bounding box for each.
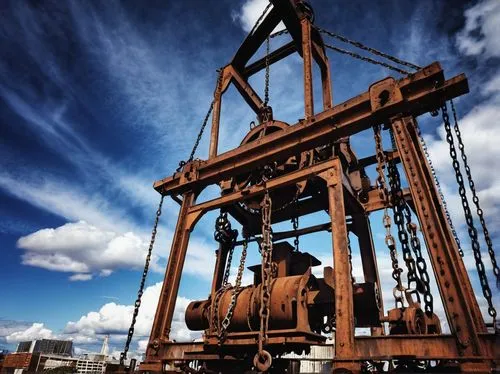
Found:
[141,0,499,372]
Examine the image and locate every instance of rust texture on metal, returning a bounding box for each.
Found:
[139,0,499,372]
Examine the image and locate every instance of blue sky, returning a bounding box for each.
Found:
[1,0,499,359]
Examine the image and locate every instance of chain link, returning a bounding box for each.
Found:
[442,103,497,323]
[219,238,248,342]
[214,211,238,286]
[416,123,463,256]
[254,189,273,371]
[450,100,499,285]
[120,195,164,366]
[292,191,299,252]
[323,43,411,75]
[387,158,420,294]
[177,70,223,172]
[388,129,434,314]
[347,232,355,284]
[264,36,270,107]
[316,26,421,71]
[373,124,405,308]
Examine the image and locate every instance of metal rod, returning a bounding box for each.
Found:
[234,222,333,246]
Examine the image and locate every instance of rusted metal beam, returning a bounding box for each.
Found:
[231,6,282,70]
[209,67,232,159]
[187,159,338,216]
[244,41,296,77]
[358,150,400,168]
[353,335,480,360]
[234,222,332,246]
[154,63,468,196]
[363,187,411,212]
[302,18,314,119]
[229,66,264,114]
[319,160,359,372]
[391,116,486,357]
[146,192,196,360]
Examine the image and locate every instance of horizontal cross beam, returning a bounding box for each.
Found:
[154,62,468,196]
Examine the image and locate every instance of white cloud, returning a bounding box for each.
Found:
[69,273,93,281]
[6,323,54,343]
[232,0,285,33]
[456,0,500,58]
[64,282,197,344]
[4,283,196,353]
[17,221,162,280]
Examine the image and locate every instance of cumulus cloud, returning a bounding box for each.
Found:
[17,221,162,280]
[64,282,196,343]
[4,283,195,353]
[456,0,500,58]
[232,0,285,33]
[6,323,54,343]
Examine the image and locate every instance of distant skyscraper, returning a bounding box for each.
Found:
[100,335,109,357]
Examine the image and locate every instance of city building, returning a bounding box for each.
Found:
[16,339,73,357]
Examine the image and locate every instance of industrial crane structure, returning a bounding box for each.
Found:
[120,1,500,372]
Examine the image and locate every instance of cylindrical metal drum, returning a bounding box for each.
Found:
[185,274,308,332]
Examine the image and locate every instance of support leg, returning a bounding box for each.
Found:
[145,192,196,362]
[320,160,360,373]
[301,18,314,119]
[391,116,487,361]
[353,213,385,335]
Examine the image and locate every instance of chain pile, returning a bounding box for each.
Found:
[120,195,164,366]
[442,103,497,324]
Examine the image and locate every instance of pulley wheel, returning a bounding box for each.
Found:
[232,120,312,211]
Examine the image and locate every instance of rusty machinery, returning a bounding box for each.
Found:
[119,0,500,373]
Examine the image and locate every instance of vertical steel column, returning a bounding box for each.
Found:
[146,192,196,359]
[354,213,385,335]
[321,159,359,372]
[320,55,333,110]
[301,18,314,119]
[209,90,222,160]
[391,116,487,359]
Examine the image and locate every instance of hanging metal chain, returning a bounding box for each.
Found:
[388,130,434,314]
[219,237,248,342]
[373,124,405,308]
[120,195,164,366]
[264,36,271,107]
[323,43,410,75]
[347,232,355,284]
[254,190,273,371]
[450,100,499,285]
[415,123,463,256]
[387,157,420,294]
[292,193,299,252]
[214,211,238,286]
[403,205,434,315]
[442,103,497,323]
[177,70,223,172]
[388,129,433,314]
[316,26,421,71]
